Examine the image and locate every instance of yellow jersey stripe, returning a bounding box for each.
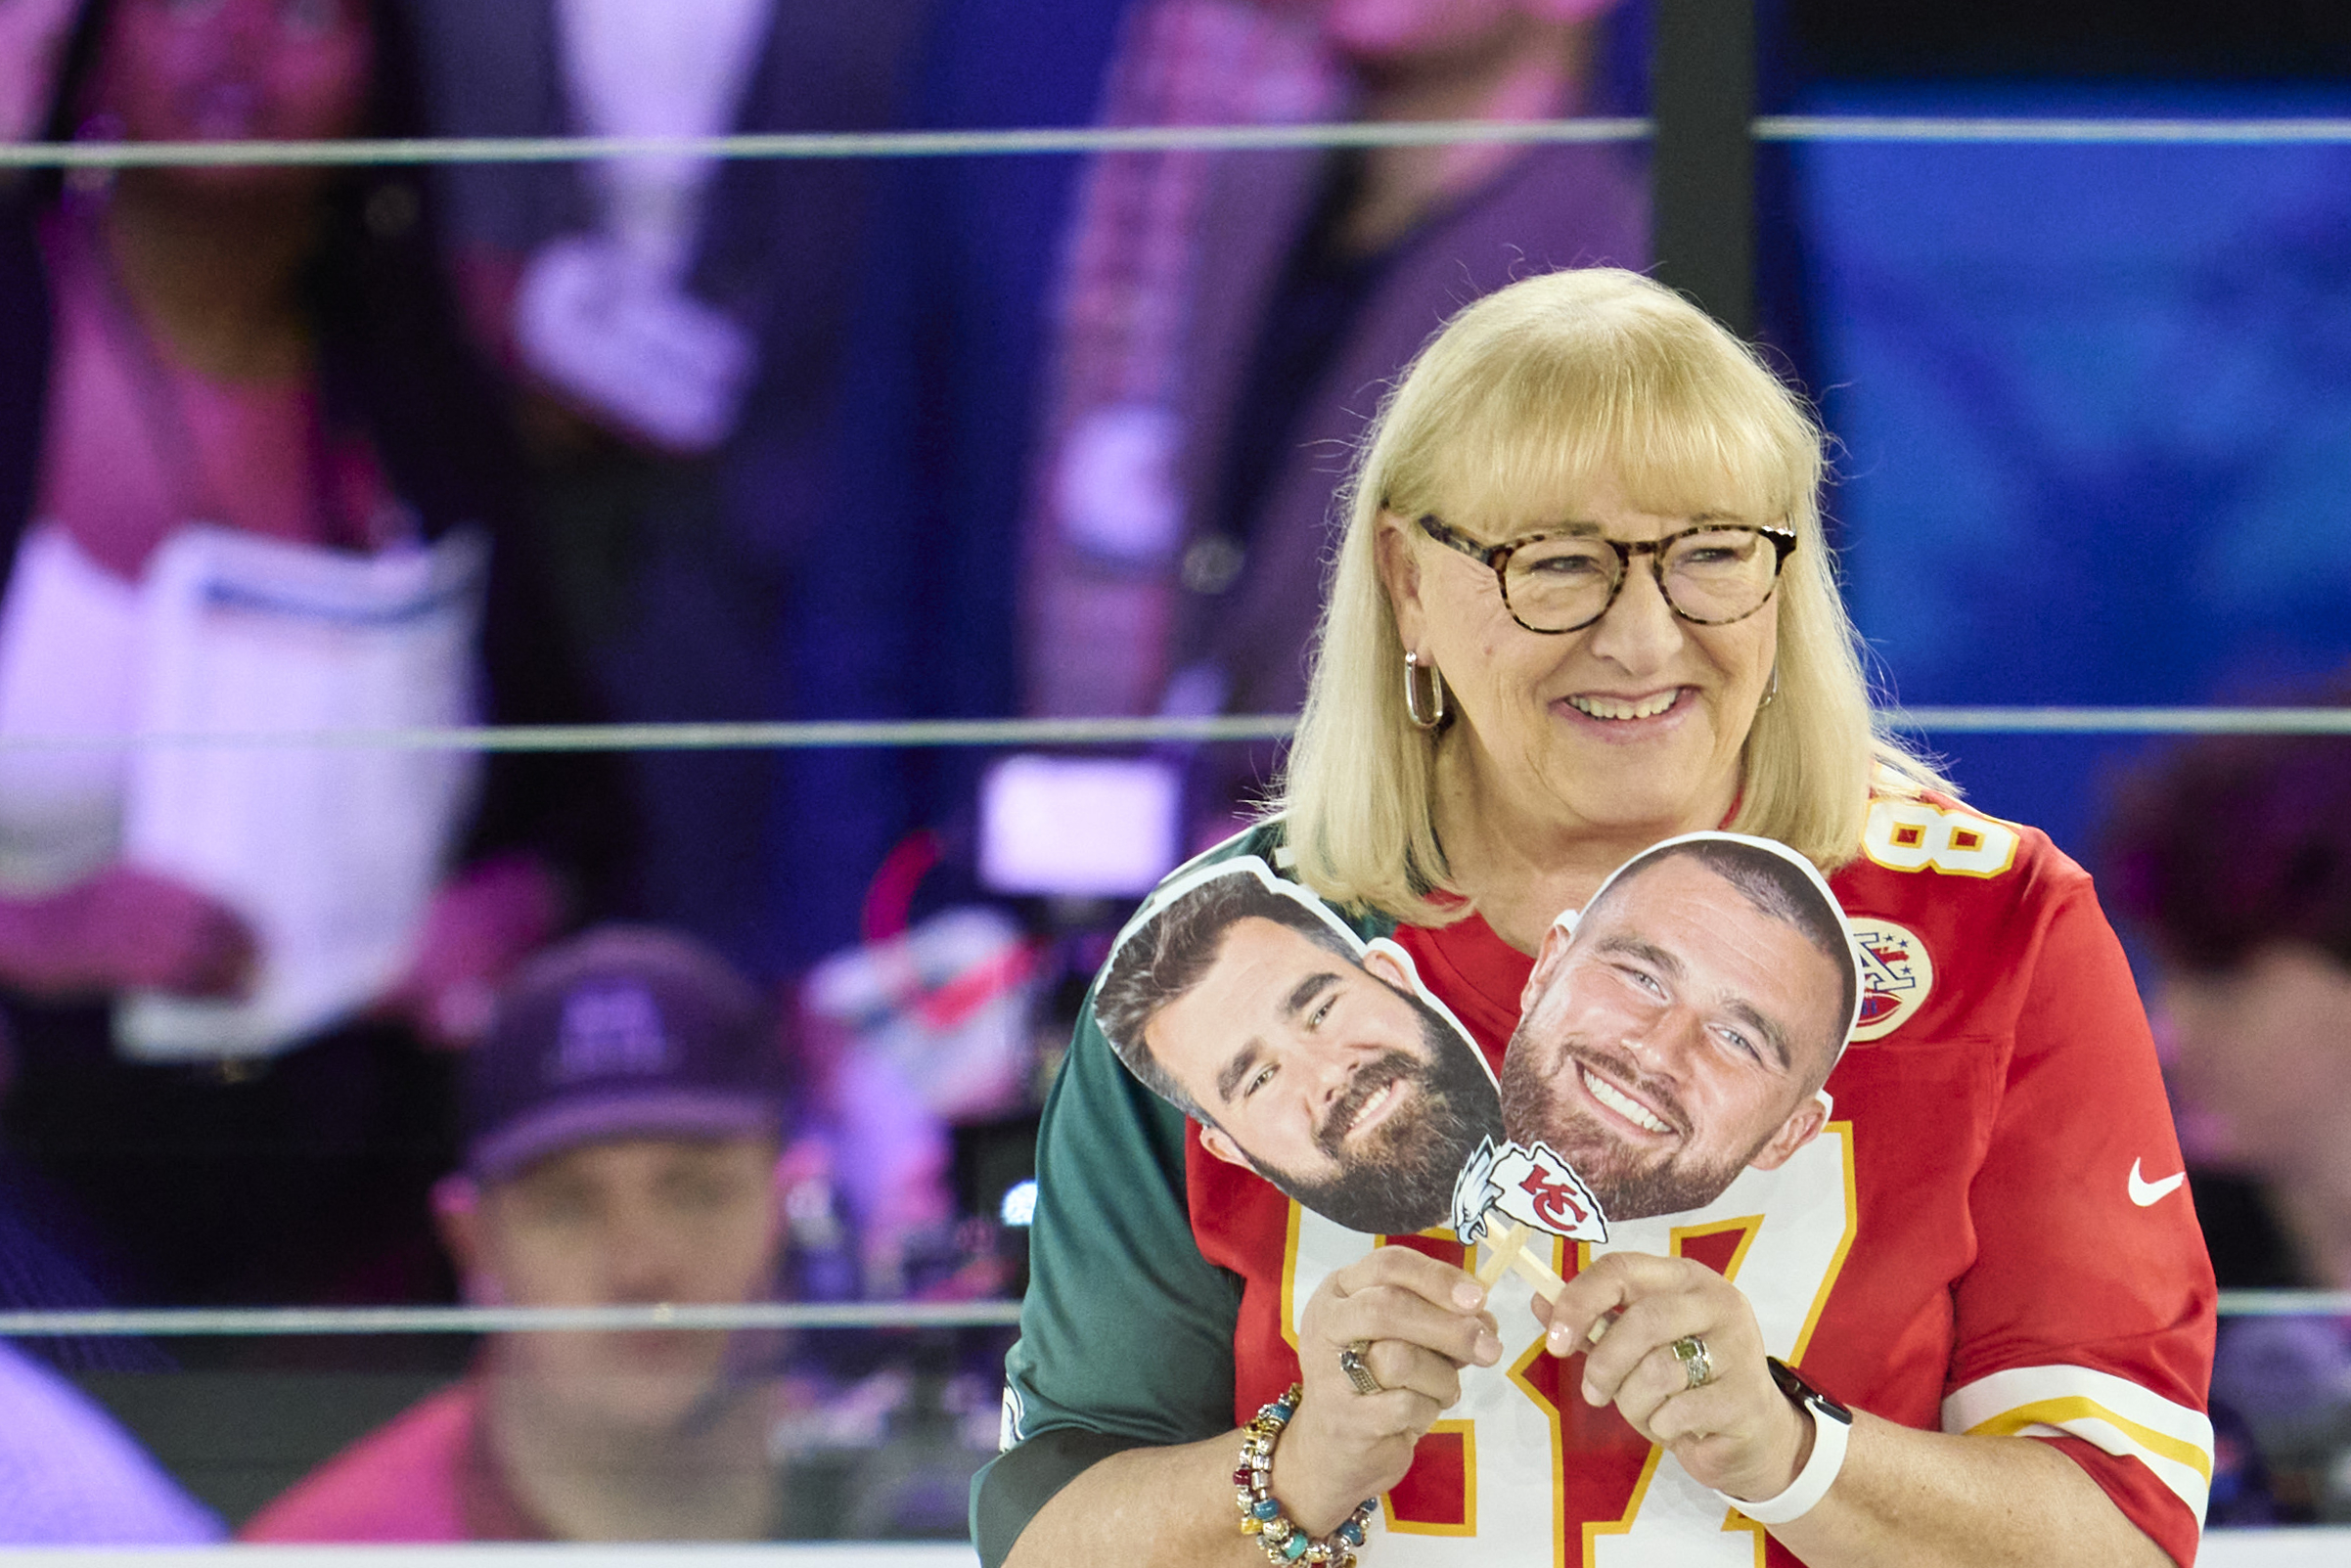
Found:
[1966,1396,2213,1483]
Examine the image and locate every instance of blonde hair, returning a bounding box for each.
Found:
[1276,268,1944,923]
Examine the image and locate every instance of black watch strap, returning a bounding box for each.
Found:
[1767,1357,1854,1426]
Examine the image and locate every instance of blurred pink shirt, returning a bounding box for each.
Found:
[240,1384,544,1543]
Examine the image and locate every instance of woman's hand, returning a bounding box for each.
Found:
[386,853,564,1047]
[1537,1251,1810,1503]
[1278,1248,1504,1534]
[0,864,256,999]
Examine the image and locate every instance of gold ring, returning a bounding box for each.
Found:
[1671,1334,1714,1390]
[1338,1339,1383,1396]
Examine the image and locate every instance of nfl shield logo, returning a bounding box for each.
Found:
[1848,918,1934,1044]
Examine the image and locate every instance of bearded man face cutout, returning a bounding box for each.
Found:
[1499,835,1857,1222]
[1098,863,1502,1235]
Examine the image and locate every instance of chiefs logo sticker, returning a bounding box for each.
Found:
[1452,1137,1609,1245]
[1848,918,1933,1043]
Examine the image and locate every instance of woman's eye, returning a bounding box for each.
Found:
[1668,532,1761,572]
[1519,552,1607,578]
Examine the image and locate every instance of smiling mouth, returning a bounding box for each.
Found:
[1579,1063,1673,1135]
[1565,690,1685,722]
[1340,1075,1409,1142]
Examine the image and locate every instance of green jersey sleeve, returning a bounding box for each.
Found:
[972,832,1310,1563]
[970,995,1243,1562]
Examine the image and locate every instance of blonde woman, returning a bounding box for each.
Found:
[979,269,2212,1568]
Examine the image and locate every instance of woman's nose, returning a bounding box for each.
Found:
[1583,560,1682,672]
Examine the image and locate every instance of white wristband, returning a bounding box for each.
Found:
[1718,1398,1850,1525]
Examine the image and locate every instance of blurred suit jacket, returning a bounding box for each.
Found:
[408,0,932,976]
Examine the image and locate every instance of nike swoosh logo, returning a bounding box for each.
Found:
[2129,1158,2186,1207]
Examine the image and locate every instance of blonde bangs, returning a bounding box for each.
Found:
[1377,278,1818,539]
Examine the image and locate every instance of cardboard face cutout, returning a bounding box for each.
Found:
[1097,857,1502,1236]
[1494,831,1864,1226]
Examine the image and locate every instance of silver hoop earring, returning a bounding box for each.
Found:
[1404,650,1448,731]
[1757,665,1780,710]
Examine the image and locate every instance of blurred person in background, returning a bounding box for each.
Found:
[0,1335,220,1543]
[1023,0,1646,830]
[2103,693,2351,1291]
[407,0,928,984]
[2104,689,2351,1520]
[832,0,1645,918]
[0,0,633,1308]
[243,926,820,1541]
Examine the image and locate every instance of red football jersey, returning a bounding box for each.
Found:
[1187,799,2215,1567]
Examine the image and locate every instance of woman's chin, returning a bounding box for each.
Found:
[1536,740,1734,834]
[1572,798,1715,843]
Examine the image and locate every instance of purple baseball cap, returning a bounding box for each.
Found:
[464,926,784,1184]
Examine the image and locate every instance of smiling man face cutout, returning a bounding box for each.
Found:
[1097,861,1501,1235]
[1499,833,1859,1222]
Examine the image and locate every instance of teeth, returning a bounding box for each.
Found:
[1582,1066,1669,1133]
[1343,1078,1401,1139]
[1568,692,1678,721]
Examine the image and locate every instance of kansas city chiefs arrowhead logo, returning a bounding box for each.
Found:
[1453,1137,1609,1246]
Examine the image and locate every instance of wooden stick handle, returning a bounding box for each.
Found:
[1474,1222,1530,1287]
[1509,1242,1567,1305]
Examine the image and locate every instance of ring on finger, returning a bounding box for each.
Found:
[1671,1334,1714,1391]
[1338,1339,1383,1396]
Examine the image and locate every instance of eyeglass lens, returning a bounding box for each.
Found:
[1504,530,1782,632]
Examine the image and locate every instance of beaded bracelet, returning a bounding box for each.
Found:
[1233,1383,1380,1566]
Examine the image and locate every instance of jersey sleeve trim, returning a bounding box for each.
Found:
[1941,1365,2213,1526]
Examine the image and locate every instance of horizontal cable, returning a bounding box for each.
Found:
[0,1301,1022,1336]
[0,707,2344,753]
[0,1294,2325,1335]
[1754,114,2351,146]
[0,715,1295,752]
[2214,1289,2351,1317]
[0,118,1650,170]
[1884,706,2351,736]
[8,115,2351,170]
